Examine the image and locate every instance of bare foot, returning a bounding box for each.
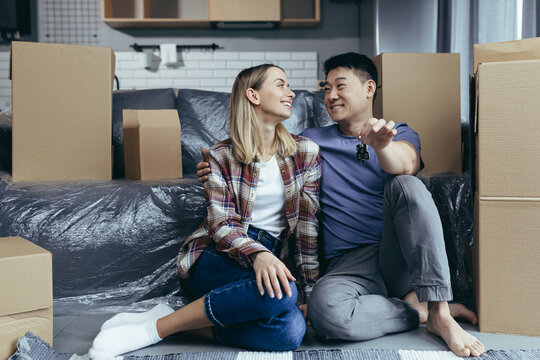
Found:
[426,302,485,357]
[404,292,478,325]
[448,303,478,325]
[404,291,428,323]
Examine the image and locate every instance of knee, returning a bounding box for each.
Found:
[385,175,429,206]
[308,280,354,338]
[270,308,306,351]
[259,280,298,318]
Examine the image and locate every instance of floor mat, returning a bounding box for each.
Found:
[9,332,540,360]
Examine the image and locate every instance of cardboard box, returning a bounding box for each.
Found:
[0,237,53,359]
[473,196,540,336]
[473,36,540,72]
[10,41,115,182]
[123,109,183,180]
[472,59,540,336]
[475,60,540,198]
[373,53,461,175]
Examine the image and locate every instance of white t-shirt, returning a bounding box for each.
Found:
[250,155,287,239]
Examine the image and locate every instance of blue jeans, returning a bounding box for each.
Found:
[184,227,306,351]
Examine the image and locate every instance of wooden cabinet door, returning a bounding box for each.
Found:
[209,0,280,21]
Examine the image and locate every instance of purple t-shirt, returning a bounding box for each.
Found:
[301,123,422,260]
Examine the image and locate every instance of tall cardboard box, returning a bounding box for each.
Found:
[0,237,53,359]
[10,41,115,182]
[473,59,540,336]
[373,53,461,175]
[123,109,183,180]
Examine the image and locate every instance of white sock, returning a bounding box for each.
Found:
[100,303,174,330]
[88,319,162,358]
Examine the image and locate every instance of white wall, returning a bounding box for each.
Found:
[0,50,319,109]
[376,0,438,54]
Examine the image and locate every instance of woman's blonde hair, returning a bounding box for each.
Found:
[230,64,297,164]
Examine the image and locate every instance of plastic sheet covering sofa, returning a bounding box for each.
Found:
[0,88,474,315]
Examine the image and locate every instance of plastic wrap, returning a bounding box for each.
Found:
[0,171,205,314]
[0,87,474,315]
[421,172,474,309]
[310,91,334,128]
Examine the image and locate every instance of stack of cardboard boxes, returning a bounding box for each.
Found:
[9,41,183,183]
[0,237,52,359]
[1,41,183,356]
[472,37,540,337]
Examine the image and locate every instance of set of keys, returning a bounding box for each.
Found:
[356,136,369,164]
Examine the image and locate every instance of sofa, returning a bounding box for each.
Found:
[0,88,474,315]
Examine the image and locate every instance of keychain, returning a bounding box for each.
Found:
[356,136,369,164]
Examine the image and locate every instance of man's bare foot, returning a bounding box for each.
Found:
[404,291,428,323]
[448,303,478,325]
[426,302,485,357]
[404,291,478,325]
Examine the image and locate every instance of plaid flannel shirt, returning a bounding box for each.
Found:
[177,134,321,300]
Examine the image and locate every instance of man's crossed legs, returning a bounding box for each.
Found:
[308,175,484,357]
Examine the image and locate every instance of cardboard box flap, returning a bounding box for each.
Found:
[0,236,49,258]
[124,110,181,128]
[473,37,540,72]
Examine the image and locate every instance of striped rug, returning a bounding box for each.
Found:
[9,333,540,360]
[124,349,540,360]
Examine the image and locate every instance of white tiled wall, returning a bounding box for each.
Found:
[0,50,319,109]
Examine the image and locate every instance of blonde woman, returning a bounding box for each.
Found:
[89,64,321,357]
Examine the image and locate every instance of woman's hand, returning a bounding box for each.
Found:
[196,148,211,183]
[251,251,296,299]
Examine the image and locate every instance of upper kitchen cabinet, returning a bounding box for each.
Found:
[102,0,320,28]
[281,0,320,28]
[209,0,280,22]
[102,0,210,28]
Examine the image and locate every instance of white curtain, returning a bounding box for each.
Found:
[445,0,538,123]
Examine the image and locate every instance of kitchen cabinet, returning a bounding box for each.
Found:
[102,0,320,28]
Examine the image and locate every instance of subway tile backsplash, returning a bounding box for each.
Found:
[0,51,319,109]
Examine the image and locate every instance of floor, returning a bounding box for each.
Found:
[52,314,540,357]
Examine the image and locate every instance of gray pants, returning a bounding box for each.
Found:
[308,175,452,341]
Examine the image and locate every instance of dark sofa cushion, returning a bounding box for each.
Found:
[176,89,231,176]
[112,88,177,179]
[0,122,11,172]
[177,89,329,175]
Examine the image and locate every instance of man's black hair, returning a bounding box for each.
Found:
[323,52,378,88]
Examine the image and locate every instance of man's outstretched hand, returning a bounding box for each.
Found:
[358,118,397,151]
[196,148,210,183]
